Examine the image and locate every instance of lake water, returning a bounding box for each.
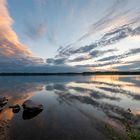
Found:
[0,75,140,140]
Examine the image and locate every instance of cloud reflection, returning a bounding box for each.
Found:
[0,75,139,139]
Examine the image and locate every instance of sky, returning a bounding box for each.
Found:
[0,0,140,72]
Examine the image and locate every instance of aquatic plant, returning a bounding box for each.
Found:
[105,109,140,140]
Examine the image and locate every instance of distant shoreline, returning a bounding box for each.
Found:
[0,71,140,76]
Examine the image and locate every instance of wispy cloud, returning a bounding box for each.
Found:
[52,23,140,71]
[56,25,139,58]
[69,55,91,62]
[55,0,140,65]
[24,20,47,40]
[68,49,116,62]
[75,48,140,71]
[77,0,130,42]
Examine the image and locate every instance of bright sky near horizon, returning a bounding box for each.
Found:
[0,0,140,72]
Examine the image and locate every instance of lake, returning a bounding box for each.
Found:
[0,75,140,140]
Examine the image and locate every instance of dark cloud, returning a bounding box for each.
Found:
[71,44,97,54]
[98,56,117,62]
[90,49,116,57]
[76,48,140,69]
[46,58,67,65]
[132,26,140,36]
[100,26,132,44]
[127,48,140,55]
[24,65,85,73]
[69,55,91,62]
[68,49,116,63]
[116,61,140,71]
[76,61,120,68]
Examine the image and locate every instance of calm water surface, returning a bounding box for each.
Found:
[0,75,140,140]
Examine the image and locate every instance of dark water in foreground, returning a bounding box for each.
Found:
[0,75,140,140]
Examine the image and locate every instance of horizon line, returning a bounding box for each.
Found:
[0,71,140,76]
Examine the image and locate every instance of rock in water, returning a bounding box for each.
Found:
[0,96,8,111]
[22,100,43,112]
[0,96,8,106]
[9,104,20,113]
[0,96,8,104]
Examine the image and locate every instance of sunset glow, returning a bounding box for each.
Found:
[0,0,140,72]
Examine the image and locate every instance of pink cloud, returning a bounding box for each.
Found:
[0,0,44,67]
[0,0,32,57]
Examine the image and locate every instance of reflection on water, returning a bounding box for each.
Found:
[22,110,43,120]
[0,75,140,140]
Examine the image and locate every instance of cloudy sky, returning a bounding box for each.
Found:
[0,0,140,72]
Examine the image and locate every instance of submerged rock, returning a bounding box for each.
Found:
[0,96,8,106]
[0,96,8,110]
[22,100,43,120]
[9,104,20,113]
[22,100,43,112]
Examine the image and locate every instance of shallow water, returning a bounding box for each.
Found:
[0,75,140,140]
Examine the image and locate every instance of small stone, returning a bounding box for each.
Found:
[0,96,8,106]
[9,104,20,113]
[9,104,19,108]
[22,100,43,112]
[0,96,8,111]
[127,108,131,113]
